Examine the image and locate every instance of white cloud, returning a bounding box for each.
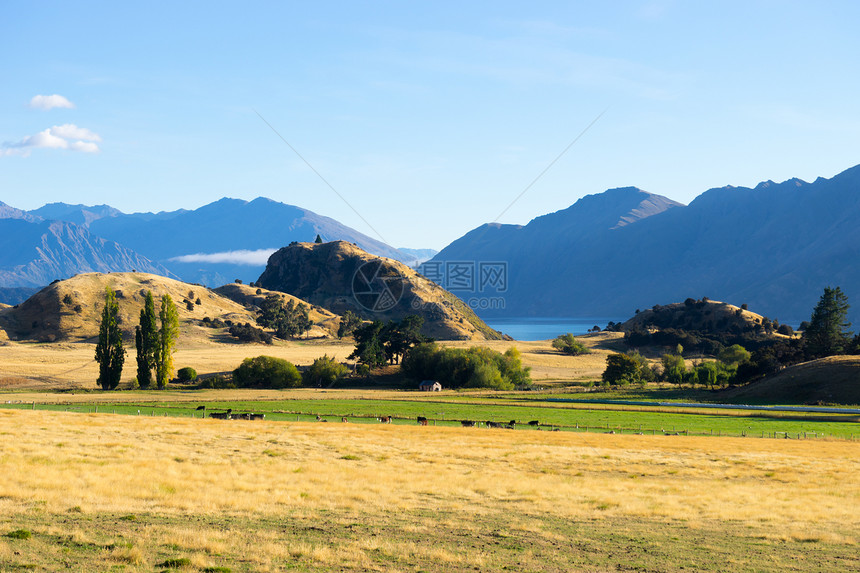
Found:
[169,249,277,266]
[49,123,101,142]
[29,94,76,111]
[1,123,102,157]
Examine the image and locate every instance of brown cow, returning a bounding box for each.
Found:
[417,416,428,426]
[379,416,392,424]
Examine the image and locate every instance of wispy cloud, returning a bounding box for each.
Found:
[1,124,102,157]
[169,249,276,266]
[28,94,75,111]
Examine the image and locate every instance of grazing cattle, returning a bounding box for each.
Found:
[504,424,515,430]
[316,415,322,421]
[249,413,265,420]
[509,420,517,426]
[528,420,540,426]
[460,420,476,427]
[379,416,392,424]
[342,417,348,423]
[417,416,428,426]
[485,421,501,428]
[209,411,231,420]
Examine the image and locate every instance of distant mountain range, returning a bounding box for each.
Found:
[428,163,860,325]
[0,215,173,288]
[0,197,437,294]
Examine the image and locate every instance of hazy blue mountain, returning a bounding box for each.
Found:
[397,247,439,265]
[87,197,423,284]
[0,200,39,222]
[28,203,123,227]
[0,287,40,305]
[0,218,174,289]
[428,164,860,325]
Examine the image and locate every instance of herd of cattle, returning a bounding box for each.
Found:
[200,407,544,429]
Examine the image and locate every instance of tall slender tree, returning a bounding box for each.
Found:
[95,287,125,390]
[135,291,159,388]
[804,286,853,358]
[156,294,179,388]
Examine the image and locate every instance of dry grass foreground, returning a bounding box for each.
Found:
[0,410,858,571]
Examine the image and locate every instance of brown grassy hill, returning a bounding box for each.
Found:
[257,241,505,341]
[214,283,341,337]
[722,355,860,406]
[622,299,783,336]
[0,272,260,343]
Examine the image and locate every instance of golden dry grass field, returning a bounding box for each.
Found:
[0,332,622,390]
[0,409,857,572]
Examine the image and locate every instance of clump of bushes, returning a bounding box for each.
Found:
[228,323,273,344]
[402,343,531,390]
[551,333,590,355]
[233,356,301,389]
[177,367,197,382]
[196,375,235,389]
[201,317,227,328]
[601,351,655,386]
[302,355,349,387]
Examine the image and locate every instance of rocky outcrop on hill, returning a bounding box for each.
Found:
[256,241,505,340]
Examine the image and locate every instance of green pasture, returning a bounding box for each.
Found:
[2,394,858,439]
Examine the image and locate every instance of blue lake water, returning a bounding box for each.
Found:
[483,317,624,341]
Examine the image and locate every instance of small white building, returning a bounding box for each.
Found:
[419,380,442,392]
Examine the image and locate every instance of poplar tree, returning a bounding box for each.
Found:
[134,291,159,388]
[156,294,179,388]
[804,286,852,358]
[95,287,125,390]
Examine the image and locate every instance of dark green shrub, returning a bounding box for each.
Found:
[229,323,272,344]
[402,343,531,390]
[302,355,349,387]
[177,367,197,382]
[551,333,590,355]
[233,356,301,389]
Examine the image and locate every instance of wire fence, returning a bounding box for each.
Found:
[4,402,858,441]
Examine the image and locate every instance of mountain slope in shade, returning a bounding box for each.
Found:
[429,163,860,324]
[87,197,422,285]
[0,219,174,288]
[257,241,505,341]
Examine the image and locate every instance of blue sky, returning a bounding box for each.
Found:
[2,1,859,250]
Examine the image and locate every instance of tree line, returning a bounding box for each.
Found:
[601,286,858,387]
[95,288,179,390]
